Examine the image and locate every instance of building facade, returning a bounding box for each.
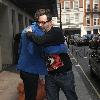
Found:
[0,0,33,69]
[53,0,83,31]
[53,0,100,36]
[83,0,100,34]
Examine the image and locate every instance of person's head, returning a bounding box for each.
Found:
[34,9,53,32]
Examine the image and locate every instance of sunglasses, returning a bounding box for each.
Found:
[37,20,50,25]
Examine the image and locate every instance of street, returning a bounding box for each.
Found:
[69,45,100,100]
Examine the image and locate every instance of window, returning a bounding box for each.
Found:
[86,0,90,11]
[64,1,70,9]
[61,2,64,9]
[74,13,79,23]
[93,4,99,11]
[86,16,90,26]
[73,1,79,10]
[93,0,99,11]
[87,4,90,11]
[66,14,70,23]
[94,19,97,25]
[94,0,99,3]
[61,14,66,24]
[93,14,99,25]
[70,14,74,23]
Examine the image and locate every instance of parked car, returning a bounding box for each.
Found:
[89,35,100,78]
[89,34,100,49]
[86,33,93,40]
[69,35,75,45]
[74,35,89,46]
[73,34,82,46]
[79,35,89,46]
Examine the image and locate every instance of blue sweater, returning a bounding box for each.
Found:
[17,22,47,75]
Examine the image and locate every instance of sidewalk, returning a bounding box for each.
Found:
[0,71,21,100]
[0,66,92,100]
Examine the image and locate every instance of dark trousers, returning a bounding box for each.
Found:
[45,70,78,100]
[20,71,39,100]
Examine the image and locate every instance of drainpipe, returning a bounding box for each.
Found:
[90,0,93,33]
[59,2,62,30]
[59,0,64,30]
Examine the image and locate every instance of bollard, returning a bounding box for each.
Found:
[0,46,2,71]
[75,50,80,67]
[72,45,74,54]
[83,47,87,58]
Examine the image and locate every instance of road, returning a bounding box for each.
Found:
[69,45,100,100]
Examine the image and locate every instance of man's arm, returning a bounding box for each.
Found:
[26,32,55,45]
[26,27,65,45]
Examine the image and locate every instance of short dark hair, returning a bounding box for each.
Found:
[34,9,52,21]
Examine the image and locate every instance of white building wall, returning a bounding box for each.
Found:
[55,0,84,30]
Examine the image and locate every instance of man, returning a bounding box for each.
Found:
[26,9,78,100]
[17,19,47,100]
